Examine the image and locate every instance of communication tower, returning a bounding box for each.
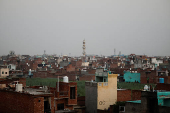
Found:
[114,48,116,56]
[44,50,46,55]
[82,40,86,56]
[119,51,121,56]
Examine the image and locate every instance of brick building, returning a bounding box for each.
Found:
[0,87,55,113]
[50,81,77,111]
[0,77,77,113]
[125,91,170,113]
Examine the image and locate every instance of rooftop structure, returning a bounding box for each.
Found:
[85,68,118,113]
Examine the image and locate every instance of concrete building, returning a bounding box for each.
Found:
[0,86,55,113]
[85,68,118,113]
[125,91,170,113]
[151,57,163,67]
[0,68,9,78]
[7,64,16,70]
[81,62,89,67]
[59,60,69,68]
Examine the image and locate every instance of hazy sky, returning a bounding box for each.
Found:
[0,0,170,56]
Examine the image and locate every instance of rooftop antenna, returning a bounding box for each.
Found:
[119,51,121,56]
[114,48,116,56]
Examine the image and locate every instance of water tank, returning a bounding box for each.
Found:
[63,76,69,83]
[144,85,148,91]
[16,84,23,92]
[28,69,32,75]
[159,78,164,83]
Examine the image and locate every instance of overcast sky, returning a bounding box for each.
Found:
[0,0,170,56]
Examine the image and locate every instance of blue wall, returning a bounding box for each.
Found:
[157,92,170,107]
[123,71,140,83]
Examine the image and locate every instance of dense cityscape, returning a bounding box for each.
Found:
[0,40,170,113]
[1,1,170,113]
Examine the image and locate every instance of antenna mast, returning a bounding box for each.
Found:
[114,48,116,56]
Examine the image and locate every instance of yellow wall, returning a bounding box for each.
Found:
[0,68,9,78]
[81,62,89,67]
[97,74,118,110]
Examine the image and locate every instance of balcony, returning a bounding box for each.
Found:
[85,81,108,87]
[56,91,69,98]
[98,82,108,86]
[95,72,108,77]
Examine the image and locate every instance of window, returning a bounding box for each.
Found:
[57,103,64,110]
[70,87,75,99]
[5,72,7,74]
[119,106,125,112]
[2,71,4,74]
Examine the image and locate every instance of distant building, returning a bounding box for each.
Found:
[0,68,9,78]
[7,64,16,70]
[59,60,69,67]
[124,71,140,83]
[81,62,89,67]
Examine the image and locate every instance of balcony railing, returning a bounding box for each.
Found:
[95,72,108,77]
[85,81,108,87]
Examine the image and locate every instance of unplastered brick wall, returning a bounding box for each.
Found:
[34,97,44,113]
[0,90,35,113]
[155,83,170,91]
[79,75,95,81]
[0,90,56,113]
[140,70,157,84]
[117,89,131,102]
[56,82,77,105]
[132,90,141,101]
[117,89,141,102]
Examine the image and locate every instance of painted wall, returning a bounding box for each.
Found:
[81,62,89,67]
[152,58,163,66]
[0,68,9,78]
[97,74,118,110]
[124,71,140,83]
[8,64,16,70]
[157,92,170,107]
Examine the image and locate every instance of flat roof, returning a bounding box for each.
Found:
[24,88,52,95]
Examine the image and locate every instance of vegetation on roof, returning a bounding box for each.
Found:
[26,78,156,97]
[26,78,85,96]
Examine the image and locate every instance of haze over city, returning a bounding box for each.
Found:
[0,0,170,56]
